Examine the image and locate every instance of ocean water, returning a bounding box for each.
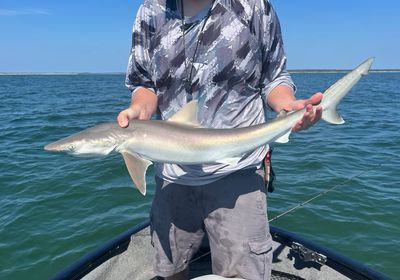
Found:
[0,72,399,279]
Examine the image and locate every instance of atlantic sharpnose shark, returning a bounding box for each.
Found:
[45,58,374,195]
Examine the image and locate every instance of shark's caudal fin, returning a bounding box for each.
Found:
[321,57,374,125]
[121,151,152,195]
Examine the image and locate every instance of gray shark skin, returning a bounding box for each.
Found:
[45,58,374,195]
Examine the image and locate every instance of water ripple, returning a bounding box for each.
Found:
[1,73,399,279]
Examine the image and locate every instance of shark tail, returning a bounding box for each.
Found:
[321,57,374,125]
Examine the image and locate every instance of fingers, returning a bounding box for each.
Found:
[117,106,141,128]
[288,92,323,132]
[117,109,131,128]
[305,92,323,106]
[290,100,306,111]
[314,105,323,122]
[292,120,303,132]
[293,104,322,132]
[283,92,323,112]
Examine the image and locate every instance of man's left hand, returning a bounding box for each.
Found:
[284,92,323,132]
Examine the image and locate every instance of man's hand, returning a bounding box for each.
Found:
[284,92,323,132]
[267,86,323,133]
[117,87,158,128]
[117,105,152,127]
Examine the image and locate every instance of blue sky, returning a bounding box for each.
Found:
[0,0,399,72]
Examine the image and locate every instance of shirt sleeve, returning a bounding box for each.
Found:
[258,0,296,102]
[125,3,156,94]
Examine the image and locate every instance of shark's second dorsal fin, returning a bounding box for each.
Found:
[167,100,201,127]
[121,151,152,196]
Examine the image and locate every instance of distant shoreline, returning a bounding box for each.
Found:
[0,72,126,76]
[0,70,399,76]
[289,69,400,73]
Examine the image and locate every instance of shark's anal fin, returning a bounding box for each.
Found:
[167,100,201,127]
[275,129,292,143]
[121,151,152,196]
[322,107,345,124]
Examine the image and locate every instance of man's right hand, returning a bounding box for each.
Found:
[117,87,158,128]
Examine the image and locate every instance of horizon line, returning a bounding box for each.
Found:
[1,69,400,75]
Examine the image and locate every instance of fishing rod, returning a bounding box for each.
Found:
[188,159,393,264]
[267,140,400,222]
[268,165,375,222]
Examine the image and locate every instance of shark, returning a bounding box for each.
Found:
[44,58,374,195]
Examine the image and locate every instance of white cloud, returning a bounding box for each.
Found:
[0,8,51,16]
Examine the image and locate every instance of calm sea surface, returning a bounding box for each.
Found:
[0,72,399,279]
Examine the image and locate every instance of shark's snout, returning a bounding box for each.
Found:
[44,140,74,152]
[44,142,60,151]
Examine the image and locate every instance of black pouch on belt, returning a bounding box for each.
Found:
[263,148,276,193]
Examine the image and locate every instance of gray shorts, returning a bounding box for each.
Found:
[150,168,272,279]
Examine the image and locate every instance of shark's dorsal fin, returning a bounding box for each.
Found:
[121,151,152,196]
[167,100,201,127]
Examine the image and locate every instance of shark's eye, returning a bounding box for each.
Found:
[68,145,75,152]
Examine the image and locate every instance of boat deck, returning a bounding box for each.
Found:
[81,227,349,280]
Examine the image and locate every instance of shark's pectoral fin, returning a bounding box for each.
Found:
[121,151,152,196]
[215,157,242,166]
[275,129,292,143]
[167,100,202,127]
[322,107,345,124]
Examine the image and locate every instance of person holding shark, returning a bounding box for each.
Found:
[118,0,322,279]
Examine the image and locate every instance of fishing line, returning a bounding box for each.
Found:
[189,157,397,263]
[268,160,391,223]
[189,250,211,265]
[188,170,371,263]
[270,151,400,223]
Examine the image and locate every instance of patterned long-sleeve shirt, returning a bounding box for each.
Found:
[126,0,295,185]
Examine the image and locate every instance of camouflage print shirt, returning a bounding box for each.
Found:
[126,0,295,185]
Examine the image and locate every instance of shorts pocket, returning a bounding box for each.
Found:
[242,237,272,279]
[249,237,272,255]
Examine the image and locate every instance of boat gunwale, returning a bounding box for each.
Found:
[50,219,392,280]
[51,220,150,280]
[270,226,391,280]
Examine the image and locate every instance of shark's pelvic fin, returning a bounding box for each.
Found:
[121,151,152,195]
[167,100,201,127]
